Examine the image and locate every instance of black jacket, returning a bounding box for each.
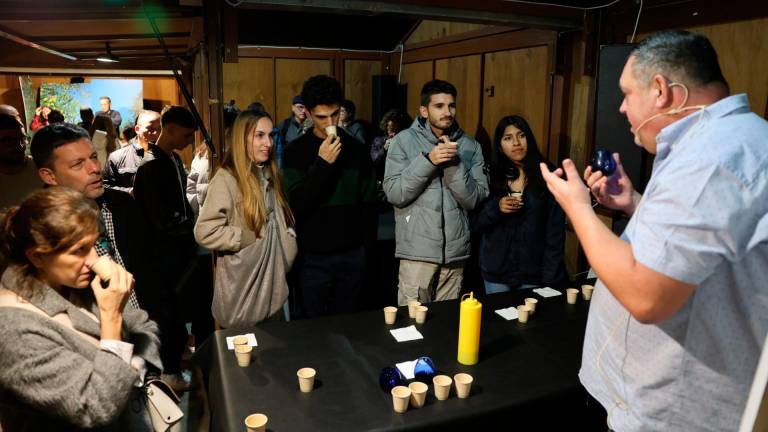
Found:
[472,186,567,287]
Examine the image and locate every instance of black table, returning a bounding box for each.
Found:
[194,290,594,431]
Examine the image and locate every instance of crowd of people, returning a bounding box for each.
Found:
[0,29,765,431]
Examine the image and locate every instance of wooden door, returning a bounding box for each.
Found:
[344,59,382,124]
[223,58,275,118]
[435,54,482,141]
[482,47,550,156]
[275,59,331,122]
[400,60,433,120]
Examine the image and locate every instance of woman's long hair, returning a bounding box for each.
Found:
[490,115,551,196]
[221,110,294,234]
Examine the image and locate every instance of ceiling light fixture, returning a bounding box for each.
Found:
[96,42,120,63]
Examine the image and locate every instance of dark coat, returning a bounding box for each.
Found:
[472,185,567,287]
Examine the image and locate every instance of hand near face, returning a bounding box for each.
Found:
[499,196,523,214]
[89,259,134,316]
[540,159,592,215]
[583,152,637,214]
[428,136,458,165]
[318,134,342,164]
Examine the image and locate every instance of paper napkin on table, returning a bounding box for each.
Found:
[226,333,258,350]
[390,325,424,342]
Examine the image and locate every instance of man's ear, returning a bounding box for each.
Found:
[418,106,428,119]
[652,74,674,109]
[38,167,58,186]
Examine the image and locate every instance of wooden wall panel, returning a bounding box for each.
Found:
[223,58,275,118]
[687,18,768,118]
[435,55,482,141]
[142,77,180,110]
[482,46,549,156]
[566,38,593,171]
[407,20,489,45]
[636,17,768,120]
[0,75,23,117]
[275,59,331,122]
[344,59,382,124]
[400,60,433,119]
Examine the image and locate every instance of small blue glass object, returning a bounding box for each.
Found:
[379,366,405,391]
[591,148,617,176]
[413,356,436,382]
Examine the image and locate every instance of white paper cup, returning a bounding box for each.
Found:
[383,306,397,325]
[415,305,428,324]
[407,300,421,319]
[517,305,531,323]
[581,284,594,301]
[454,373,473,399]
[232,335,249,348]
[391,386,411,413]
[244,413,268,432]
[408,381,428,408]
[325,125,337,139]
[524,297,538,314]
[297,367,316,393]
[234,344,252,367]
[433,375,452,401]
[90,255,113,282]
[566,288,579,304]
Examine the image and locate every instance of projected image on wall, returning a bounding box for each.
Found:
[39,79,143,129]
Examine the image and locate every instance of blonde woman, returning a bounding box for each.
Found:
[194,110,297,329]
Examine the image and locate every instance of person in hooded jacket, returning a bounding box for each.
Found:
[384,79,488,306]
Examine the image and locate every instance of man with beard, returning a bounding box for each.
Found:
[103,110,161,194]
[30,123,142,309]
[384,79,488,305]
[0,112,40,212]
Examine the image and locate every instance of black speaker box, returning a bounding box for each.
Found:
[594,44,653,192]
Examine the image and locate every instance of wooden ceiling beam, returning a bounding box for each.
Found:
[62,44,187,54]
[28,32,190,42]
[237,0,581,29]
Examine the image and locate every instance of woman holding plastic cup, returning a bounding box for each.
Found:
[0,187,162,430]
[195,110,297,328]
[473,115,568,293]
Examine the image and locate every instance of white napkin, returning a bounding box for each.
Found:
[533,287,562,298]
[226,333,258,350]
[495,306,520,321]
[390,325,424,342]
[396,360,419,379]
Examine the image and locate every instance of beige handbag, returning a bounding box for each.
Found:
[145,378,183,431]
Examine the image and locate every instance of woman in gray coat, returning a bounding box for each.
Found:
[0,187,162,431]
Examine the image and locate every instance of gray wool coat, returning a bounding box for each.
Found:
[0,266,162,431]
[383,117,488,264]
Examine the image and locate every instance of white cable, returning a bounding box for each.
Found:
[502,0,622,10]
[398,43,404,84]
[630,0,643,43]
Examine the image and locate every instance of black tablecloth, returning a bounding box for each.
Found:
[194,290,593,431]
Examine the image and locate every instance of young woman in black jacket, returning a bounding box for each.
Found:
[473,115,568,293]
